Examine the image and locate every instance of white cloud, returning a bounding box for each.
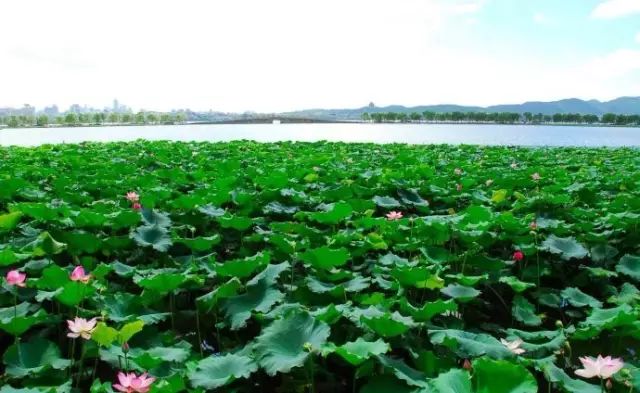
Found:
[591,0,640,19]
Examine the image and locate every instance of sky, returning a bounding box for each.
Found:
[0,0,639,113]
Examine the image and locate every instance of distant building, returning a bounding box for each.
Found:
[43,105,59,117]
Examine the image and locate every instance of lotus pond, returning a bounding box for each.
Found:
[0,141,639,393]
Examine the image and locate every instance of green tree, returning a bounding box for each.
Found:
[601,113,616,124]
[7,116,19,128]
[135,112,146,124]
[108,112,120,123]
[121,113,133,123]
[409,112,422,122]
[36,115,49,126]
[64,113,78,126]
[146,113,158,124]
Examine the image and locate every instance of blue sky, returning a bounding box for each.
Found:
[0,0,639,112]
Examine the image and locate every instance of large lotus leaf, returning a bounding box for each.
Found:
[540,361,600,393]
[333,338,390,366]
[0,302,49,336]
[616,254,640,281]
[300,246,350,270]
[377,355,429,388]
[223,280,285,330]
[441,284,480,302]
[91,323,119,347]
[217,215,253,231]
[541,235,588,260]
[188,353,258,389]
[0,249,28,266]
[430,369,472,393]
[373,196,402,208]
[400,299,458,322]
[512,295,542,326]
[177,235,221,252]
[136,272,186,294]
[608,282,640,305]
[216,252,270,278]
[118,320,144,345]
[574,304,638,339]
[397,188,429,207]
[428,329,513,359]
[361,311,415,338]
[255,311,330,375]
[0,212,22,230]
[499,276,535,293]
[102,292,169,324]
[197,278,242,311]
[246,261,290,286]
[3,338,70,377]
[141,208,172,228]
[21,231,67,257]
[560,287,602,308]
[590,244,618,263]
[131,225,172,252]
[56,281,96,307]
[198,205,226,217]
[309,202,353,225]
[473,358,537,393]
[392,266,444,289]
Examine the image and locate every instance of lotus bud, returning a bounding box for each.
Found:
[122,342,130,353]
[555,320,564,329]
[605,379,612,390]
[462,359,472,371]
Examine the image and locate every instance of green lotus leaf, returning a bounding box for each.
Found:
[377,355,429,388]
[499,276,535,293]
[397,188,429,207]
[430,368,472,393]
[560,287,602,308]
[361,310,415,338]
[0,212,22,230]
[21,231,67,257]
[255,311,330,375]
[512,295,542,326]
[56,281,95,307]
[309,201,353,225]
[574,304,637,339]
[334,338,390,366]
[540,361,600,393]
[300,246,350,270]
[141,208,172,228]
[440,284,480,302]
[198,205,226,217]
[473,358,537,393]
[188,353,258,389]
[373,196,402,208]
[360,375,415,393]
[131,225,173,252]
[400,299,458,322]
[616,254,640,281]
[177,235,221,252]
[91,323,119,347]
[0,303,49,336]
[223,280,285,330]
[118,319,144,345]
[216,252,270,278]
[3,338,70,378]
[136,272,186,294]
[428,329,513,359]
[217,215,253,231]
[197,277,242,310]
[541,235,588,260]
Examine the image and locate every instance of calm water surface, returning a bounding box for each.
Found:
[1,123,639,147]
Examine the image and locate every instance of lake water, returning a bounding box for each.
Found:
[1,123,639,147]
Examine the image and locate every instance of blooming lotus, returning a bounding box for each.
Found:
[575,355,624,380]
[126,192,140,203]
[513,250,524,262]
[132,202,142,210]
[386,211,403,220]
[113,371,156,393]
[6,270,26,287]
[67,317,98,340]
[530,221,537,230]
[531,172,541,181]
[70,266,91,283]
[501,338,525,355]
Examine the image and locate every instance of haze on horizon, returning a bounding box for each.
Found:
[1,0,639,113]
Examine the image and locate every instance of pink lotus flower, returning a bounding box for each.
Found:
[530,221,538,230]
[531,172,541,181]
[386,211,403,220]
[462,359,472,370]
[454,168,462,175]
[6,270,26,287]
[501,338,525,355]
[513,250,524,262]
[70,266,91,283]
[575,355,624,380]
[67,317,98,340]
[114,371,156,393]
[126,192,140,203]
[132,202,142,210]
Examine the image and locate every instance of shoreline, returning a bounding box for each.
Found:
[0,120,638,130]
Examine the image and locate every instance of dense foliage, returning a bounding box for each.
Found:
[362,111,640,126]
[0,141,639,393]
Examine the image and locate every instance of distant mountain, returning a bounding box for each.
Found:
[279,97,640,120]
